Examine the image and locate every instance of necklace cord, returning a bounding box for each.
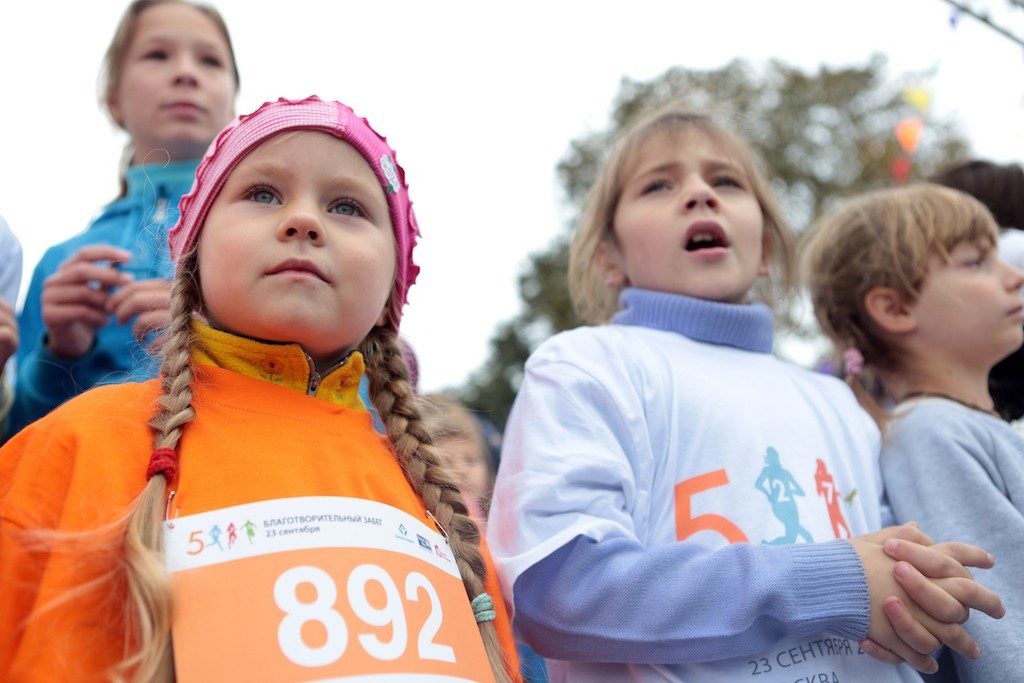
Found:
[898,391,999,418]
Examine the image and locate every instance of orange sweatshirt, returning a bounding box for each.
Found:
[0,323,518,681]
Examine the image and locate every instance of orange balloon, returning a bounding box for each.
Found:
[896,118,924,154]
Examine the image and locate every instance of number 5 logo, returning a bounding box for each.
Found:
[674,469,748,543]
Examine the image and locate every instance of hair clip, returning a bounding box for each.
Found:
[843,348,865,377]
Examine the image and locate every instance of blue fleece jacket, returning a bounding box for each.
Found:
[9,161,198,435]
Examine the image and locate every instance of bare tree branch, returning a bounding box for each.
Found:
[941,0,1024,47]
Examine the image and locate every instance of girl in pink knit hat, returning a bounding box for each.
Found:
[0,96,519,683]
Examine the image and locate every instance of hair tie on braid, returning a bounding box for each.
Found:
[146,447,179,481]
[843,347,865,377]
[471,593,496,623]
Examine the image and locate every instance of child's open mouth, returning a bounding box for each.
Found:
[684,222,729,251]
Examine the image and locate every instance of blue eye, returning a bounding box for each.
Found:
[143,49,168,61]
[201,54,224,68]
[330,200,362,217]
[642,180,671,194]
[249,187,278,204]
[713,176,743,189]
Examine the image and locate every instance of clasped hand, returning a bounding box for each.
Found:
[853,523,1005,674]
[42,245,172,358]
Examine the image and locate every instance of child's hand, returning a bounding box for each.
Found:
[106,278,172,343]
[42,245,132,358]
[852,524,1004,673]
[0,299,17,368]
[877,535,1004,654]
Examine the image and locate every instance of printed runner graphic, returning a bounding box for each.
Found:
[164,497,492,682]
[754,447,814,545]
[814,459,851,539]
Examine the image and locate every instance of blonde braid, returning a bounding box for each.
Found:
[115,252,201,682]
[360,327,513,683]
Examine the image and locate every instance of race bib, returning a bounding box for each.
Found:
[165,497,492,682]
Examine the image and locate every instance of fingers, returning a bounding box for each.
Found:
[107,279,172,323]
[44,303,110,330]
[47,261,132,291]
[132,310,170,342]
[930,541,996,570]
[0,325,17,366]
[43,281,111,312]
[921,616,982,662]
[858,639,905,667]
[927,575,1006,620]
[892,561,969,624]
[882,596,942,656]
[882,538,972,580]
[0,303,17,358]
[890,565,992,661]
[108,280,173,342]
[889,522,935,547]
[880,630,939,674]
[66,245,133,265]
[861,522,934,547]
[864,600,943,674]
[0,324,17,348]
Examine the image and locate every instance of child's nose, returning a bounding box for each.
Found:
[1005,261,1024,294]
[682,178,718,211]
[276,211,325,245]
[172,55,201,87]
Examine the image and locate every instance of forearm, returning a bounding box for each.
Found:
[512,534,868,663]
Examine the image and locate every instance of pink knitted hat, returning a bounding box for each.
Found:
[169,96,419,329]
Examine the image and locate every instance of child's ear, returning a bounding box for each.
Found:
[863,286,917,335]
[107,96,123,127]
[595,241,629,288]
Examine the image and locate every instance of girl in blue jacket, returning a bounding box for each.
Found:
[10,0,239,435]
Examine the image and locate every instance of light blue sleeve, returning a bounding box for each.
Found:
[0,217,22,428]
[512,534,867,663]
[0,217,22,307]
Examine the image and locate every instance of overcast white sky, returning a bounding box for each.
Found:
[2,0,1024,392]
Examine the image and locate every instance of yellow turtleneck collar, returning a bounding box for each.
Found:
[190,320,368,412]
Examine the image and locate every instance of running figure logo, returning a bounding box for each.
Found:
[754,447,814,544]
[208,523,225,551]
[814,458,851,539]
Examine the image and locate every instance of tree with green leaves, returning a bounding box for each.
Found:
[459,55,969,429]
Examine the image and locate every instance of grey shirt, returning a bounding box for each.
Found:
[882,397,1024,683]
